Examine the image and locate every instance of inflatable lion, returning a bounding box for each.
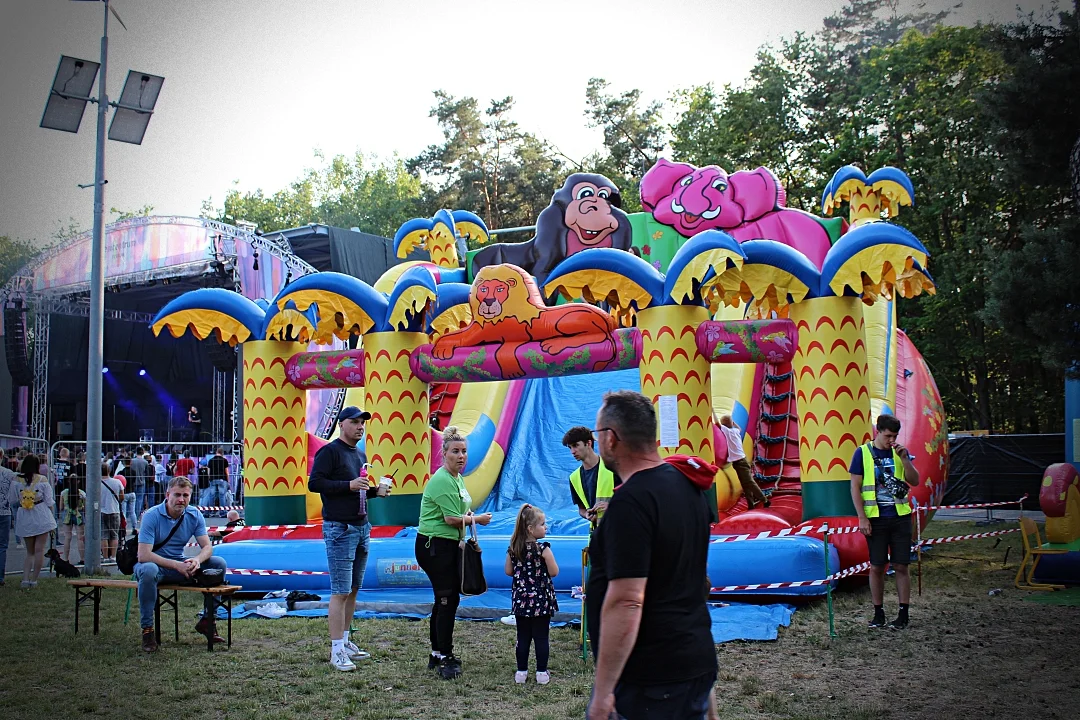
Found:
[432,264,618,379]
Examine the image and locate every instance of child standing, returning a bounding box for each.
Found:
[504,504,559,684]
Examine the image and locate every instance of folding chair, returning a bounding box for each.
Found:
[1015,516,1067,591]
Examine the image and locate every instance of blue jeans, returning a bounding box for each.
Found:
[135,555,228,629]
[0,514,10,580]
[323,520,370,595]
[134,486,147,519]
[122,493,138,531]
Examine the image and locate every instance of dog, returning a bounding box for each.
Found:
[45,548,81,578]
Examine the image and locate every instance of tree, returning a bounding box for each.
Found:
[110,204,155,221]
[583,79,666,212]
[0,235,41,289]
[409,92,563,231]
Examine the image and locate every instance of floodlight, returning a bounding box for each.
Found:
[102,366,109,374]
[139,367,147,376]
[108,70,163,144]
[40,55,100,133]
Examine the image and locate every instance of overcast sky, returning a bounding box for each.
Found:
[0,0,1048,246]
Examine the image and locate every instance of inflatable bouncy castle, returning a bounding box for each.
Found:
[151,158,947,595]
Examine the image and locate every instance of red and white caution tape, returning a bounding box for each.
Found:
[915,527,1020,547]
[924,495,1026,511]
[227,568,330,576]
[232,524,316,531]
[195,505,244,512]
[711,524,863,543]
[709,560,872,593]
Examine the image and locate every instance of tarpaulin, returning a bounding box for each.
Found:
[944,434,1064,511]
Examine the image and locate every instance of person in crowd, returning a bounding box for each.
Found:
[134,476,227,652]
[205,447,230,515]
[52,447,71,511]
[504,503,559,685]
[99,461,124,562]
[153,453,167,507]
[308,406,393,672]
[117,471,138,532]
[850,413,920,630]
[718,414,769,509]
[0,463,14,585]
[561,426,621,528]
[586,391,718,720]
[130,446,149,519]
[58,472,86,564]
[415,425,492,680]
[6,455,57,589]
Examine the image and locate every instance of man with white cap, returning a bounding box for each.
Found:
[309,406,393,671]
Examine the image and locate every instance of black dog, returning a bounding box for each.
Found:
[45,548,81,578]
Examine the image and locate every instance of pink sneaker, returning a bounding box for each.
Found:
[514,671,528,684]
[536,671,550,685]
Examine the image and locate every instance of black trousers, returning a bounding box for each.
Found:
[415,533,461,656]
[514,615,551,672]
[612,670,717,720]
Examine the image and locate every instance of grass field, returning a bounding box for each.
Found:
[1,520,1077,720]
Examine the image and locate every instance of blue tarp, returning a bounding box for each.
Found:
[224,588,796,644]
[482,369,641,513]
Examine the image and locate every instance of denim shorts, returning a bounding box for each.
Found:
[324,520,371,595]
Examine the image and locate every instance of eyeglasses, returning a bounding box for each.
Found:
[591,427,619,442]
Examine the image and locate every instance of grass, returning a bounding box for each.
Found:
[1,521,1077,719]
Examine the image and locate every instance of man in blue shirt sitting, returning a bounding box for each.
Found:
[135,476,228,652]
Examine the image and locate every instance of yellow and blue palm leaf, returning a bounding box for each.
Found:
[150,288,266,345]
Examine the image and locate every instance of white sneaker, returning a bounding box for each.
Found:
[343,640,370,660]
[536,671,550,685]
[330,648,356,672]
[499,615,517,626]
[514,670,528,684]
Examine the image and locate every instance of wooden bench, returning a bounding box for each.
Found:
[68,578,242,651]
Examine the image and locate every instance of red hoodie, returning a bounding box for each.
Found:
[661,454,718,491]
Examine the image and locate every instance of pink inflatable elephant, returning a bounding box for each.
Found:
[641,158,833,269]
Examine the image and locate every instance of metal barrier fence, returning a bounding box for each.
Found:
[0,433,48,455]
[48,440,244,524]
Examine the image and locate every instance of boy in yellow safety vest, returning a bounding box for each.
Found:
[849,414,920,630]
[562,426,622,528]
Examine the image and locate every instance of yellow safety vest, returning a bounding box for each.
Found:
[570,459,615,522]
[860,443,910,518]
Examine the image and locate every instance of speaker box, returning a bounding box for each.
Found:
[204,336,237,372]
[4,306,34,386]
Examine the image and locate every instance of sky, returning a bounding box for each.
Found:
[0,0,1051,246]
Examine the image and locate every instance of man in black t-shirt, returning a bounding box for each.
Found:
[205,447,230,516]
[586,391,718,720]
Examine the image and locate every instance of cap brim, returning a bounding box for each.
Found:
[358,412,372,421]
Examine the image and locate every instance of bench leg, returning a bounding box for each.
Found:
[94,587,101,635]
[74,587,81,634]
[74,587,103,636]
[205,594,234,652]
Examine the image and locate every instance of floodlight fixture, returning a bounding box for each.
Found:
[102,366,109,374]
[138,366,147,376]
[108,70,163,144]
[40,55,100,133]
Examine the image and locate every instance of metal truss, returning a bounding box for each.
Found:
[30,309,49,441]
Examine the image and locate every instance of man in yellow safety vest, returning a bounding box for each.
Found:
[562,426,622,528]
[850,413,920,630]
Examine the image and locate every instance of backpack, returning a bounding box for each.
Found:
[116,515,186,576]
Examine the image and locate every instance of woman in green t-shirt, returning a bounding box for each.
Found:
[415,425,491,680]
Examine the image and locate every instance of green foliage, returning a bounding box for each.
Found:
[109,204,155,221]
[409,91,565,231]
[0,235,41,288]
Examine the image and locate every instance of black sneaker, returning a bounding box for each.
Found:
[887,616,908,630]
[438,655,462,680]
[868,614,888,629]
[427,653,441,670]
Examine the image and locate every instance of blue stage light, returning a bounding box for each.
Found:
[139,367,147,376]
[102,366,109,374]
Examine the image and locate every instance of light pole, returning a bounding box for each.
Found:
[40,0,162,574]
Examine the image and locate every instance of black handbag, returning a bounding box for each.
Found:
[460,520,487,596]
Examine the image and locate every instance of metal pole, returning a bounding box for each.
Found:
[83,0,110,575]
[824,523,836,638]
